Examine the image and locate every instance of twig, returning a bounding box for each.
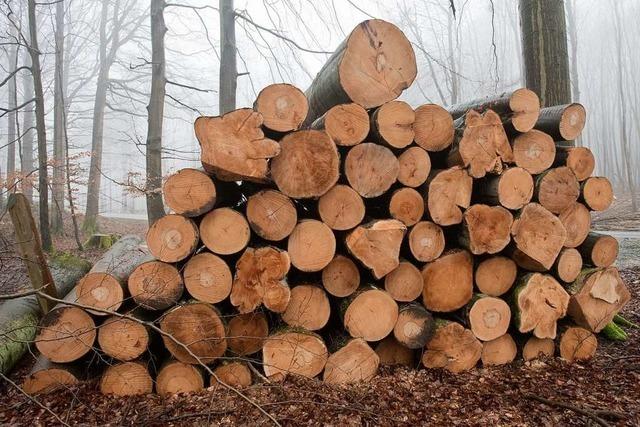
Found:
[524,393,624,427]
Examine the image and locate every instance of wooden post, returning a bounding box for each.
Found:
[7,193,57,313]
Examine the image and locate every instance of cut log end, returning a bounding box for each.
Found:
[511,203,567,270]
[414,104,454,151]
[512,130,556,175]
[156,361,204,396]
[254,83,308,132]
[468,296,511,341]
[408,221,445,262]
[557,147,595,181]
[213,362,252,388]
[475,256,517,297]
[22,366,79,395]
[370,100,415,149]
[100,362,153,396]
[580,233,619,268]
[422,249,474,313]
[345,219,406,279]
[147,214,198,263]
[262,331,328,379]
[390,188,425,227]
[558,103,587,141]
[323,338,379,384]
[393,304,435,349]
[163,168,216,217]
[128,261,184,310]
[514,273,570,339]
[288,220,336,272]
[581,177,614,211]
[422,321,482,373]
[536,167,580,214]
[522,337,555,361]
[553,248,583,283]
[481,333,517,366]
[318,185,365,231]
[384,261,423,302]
[282,285,331,331]
[322,255,360,298]
[397,146,431,188]
[183,253,232,304]
[246,190,297,241]
[559,327,597,363]
[35,307,96,363]
[558,203,591,248]
[200,208,250,255]
[461,205,513,255]
[311,103,369,146]
[508,88,541,132]
[345,143,399,198]
[76,272,123,314]
[344,288,399,341]
[98,316,149,361]
[496,167,534,210]
[424,167,472,226]
[227,312,269,356]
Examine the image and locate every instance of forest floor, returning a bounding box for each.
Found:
[0,202,639,426]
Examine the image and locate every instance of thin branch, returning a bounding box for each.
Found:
[0,98,35,117]
[166,79,215,93]
[0,65,30,88]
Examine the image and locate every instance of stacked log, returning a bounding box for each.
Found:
[24,19,630,396]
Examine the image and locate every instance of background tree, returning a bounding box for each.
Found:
[51,0,65,233]
[219,0,237,114]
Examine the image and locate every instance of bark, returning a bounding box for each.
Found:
[219,0,236,114]
[21,55,35,202]
[51,0,65,234]
[5,34,18,195]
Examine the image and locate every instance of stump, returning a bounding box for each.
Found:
[422,249,474,312]
[310,103,369,146]
[246,190,297,241]
[128,261,184,310]
[475,256,517,297]
[146,214,199,263]
[323,338,379,384]
[322,255,360,298]
[345,219,406,279]
[413,104,454,152]
[345,143,399,198]
[163,168,216,217]
[253,83,308,132]
[422,321,482,373]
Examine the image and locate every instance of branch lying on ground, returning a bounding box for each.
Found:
[524,393,625,427]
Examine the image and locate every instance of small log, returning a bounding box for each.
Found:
[159,302,227,364]
[474,167,533,210]
[200,208,251,255]
[262,331,328,380]
[271,130,340,198]
[303,19,416,125]
[553,248,583,283]
[460,204,513,255]
[413,103,454,152]
[466,295,511,341]
[475,256,517,297]
[147,214,199,263]
[156,360,205,396]
[393,303,435,349]
[384,261,423,302]
[128,260,184,310]
[246,189,297,241]
[282,285,331,331]
[318,184,365,231]
[481,333,517,366]
[375,336,415,366]
[511,130,556,174]
[100,362,153,396]
[390,187,425,227]
[554,146,595,181]
[227,312,269,356]
[212,361,252,388]
[422,249,473,312]
[253,83,308,132]
[163,168,216,217]
[345,219,406,279]
[408,221,445,262]
[22,358,81,395]
[566,267,631,332]
[35,306,96,363]
[194,108,280,182]
[322,255,360,298]
[447,110,514,178]
[231,246,291,313]
[559,326,597,363]
[511,273,570,339]
[535,167,580,214]
[558,203,591,248]
[369,100,415,149]
[183,252,232,304]
[310,103,369,146]
[579,232,619,268]
[447,88,540,133]
[288,220,336,272]
[98,315,149,361]
[323,338,379,384]
[421,167,472,226]
[522,336,555,361]
[343,287,399,341]
[534,103,586,141]
[422,320,482,373]
[510,203,567,270]
[345,143,399,198]
[397,146,431,188]
[580,177,614,211]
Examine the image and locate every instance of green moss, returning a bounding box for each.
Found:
[50,251,91,271]
[0,314,39,374]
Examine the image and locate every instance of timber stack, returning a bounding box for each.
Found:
[23,19,630,396]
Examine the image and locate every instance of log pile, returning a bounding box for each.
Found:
[23,19,630,396]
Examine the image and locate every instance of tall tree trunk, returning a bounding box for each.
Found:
[518,0,571,108]
[5,39,18,194]
[145,0,166,225]
[27,0,52,251]
[219,0,237,114]
[21,54,35,203]
[565,0,581,146]
[51,0,66,233]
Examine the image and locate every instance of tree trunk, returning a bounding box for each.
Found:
[145,0,167,225]
[389,187,424,227]
[27,0,51,251]
[98,314,150,361]
[533,104,586,141]
[466,295,511,342]
[22,358,84,395]
[345,219,406,279]
[5,37,17,195]
[246,189,297,240]
[407,221,445,262]
[522,336,554,361]
[511,129,556,175]
[219,0,237,114]
[212,361,252,388]
[397,146,431,188]
[557,202,590,248]
[200,208,250,255]
[553,247,583,283]
[518,0,571,108]
[375,336,415,366]
[21,56,35,202]
[554,146,594,182]
[51,0,65,234]
[474,167,534,210]
[384,261,423,302]
[128,260,184,310]
[35,305,96,363]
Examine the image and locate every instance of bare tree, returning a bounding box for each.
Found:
[51,0,65,233]
[21,53,35,203]
[4,29,18,194]
[219,0,237,114]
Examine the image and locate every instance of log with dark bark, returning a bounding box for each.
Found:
[200,208,251,255]
[156,360,204,396]
[554,146,595,181]
[566,267,631,332]
[422,249,473,312]
[459,204,513,255]
[407,221,445,262]
[559,326,597,363]
[558,202,591,248]
[288,220,336,272]
[322,255,360,298]
[474,167,533,210]
[522,336,555,361]
[393,303,435,349]
[534,167,580,214]
[553,248,583,283]
[35,306,96,363]
[262,331,328,380]
[414,104,454,152]
[100,362,153,396]
[282,285,331,331]
[194,108,280,182]
[98,315,149,361]
[345,219,406,279]
[253,83,308,132]
[318,185,365,231]
[481,333,517,366]
[310,103,369,146]
[511,273,570,339]
[447,110,514,178]
[397,146,431,188]
[389,187,425,227]
[475,256,517,297]
[466,295,511,341]
[343,287,399,341]
[246,189,297,241]
[22,358,85,395]
[579,233,619,268]
[384,261,423,302]
[128,261,184,310]
[303,19,416,125]
[447,88,540,133]
[369,100,415,149]
[163,168,216,217]
[421,167,473,226]
[511,129,556,174]
[580,177,614,211]
[227,312,269,356]
[147,214,199,263]
[422,320,482,373]
[323,338,379,384]
[212,361,252,388]
[230,246,291,313]
[375,336,415,366]
[534,103,586,141]
[345,143,399,198]
[271,130,340,198]
[183,252,232,304]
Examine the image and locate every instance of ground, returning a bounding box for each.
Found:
[0,204,639,426]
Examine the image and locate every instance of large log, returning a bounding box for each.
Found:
[345,143,399,198]
[183,252,232,304]
[459,204,513,255]
[321,255,360,298]
[421,167,473,226]
[200,208,251,255]
[270,130,340,198]
[22,358,84,395]
[147,214,199,263]
[511,129,556,174]
[128,260,184,310]
[100,361,153,396]
[0,254,90,374]
[413,104,454,152]
[474,167,533,210]
[35,305,96,363]
[98,314,150,361]
[422,320,482,373]
[262,331,328,380]
[534,167,580,214]
[310,103,369,146]
[580,177,613,211]
[466,295,511,342]
[578,232,619,268]
[534,103,586,141]
[253,83,308,132]
[282,285,331,331]
[397,146,431,188]
[246,189,297,241]
[227,312,269,356]
[447,110,514,178]
[369,100,415,149]
[553,146,595,181]
[288,220,336,272]
[342,287,399,341]
[156,360,205,396]
[303,19,416,125]
[422,249,474,312]
[163,168,216,217]
[345,219,406,279]
[318,184,365,231]
[194,108,280,182]
[323,338,379,384]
